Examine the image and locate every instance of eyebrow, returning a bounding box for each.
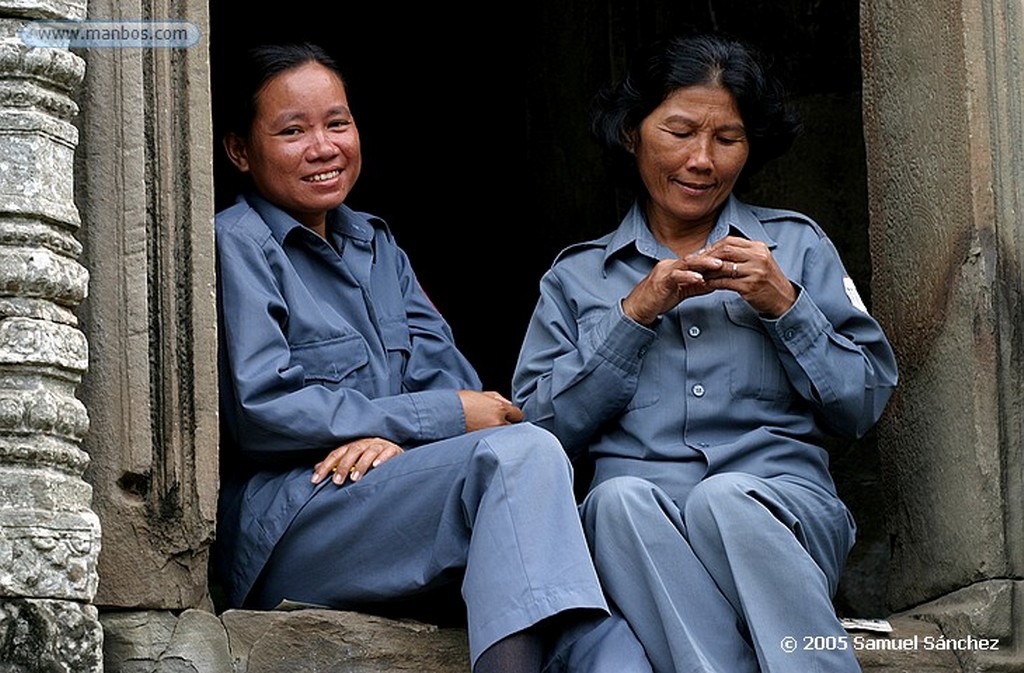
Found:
[662,114,746,133]
[270,105,352,126]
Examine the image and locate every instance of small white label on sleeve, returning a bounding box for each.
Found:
[843,276,868,313]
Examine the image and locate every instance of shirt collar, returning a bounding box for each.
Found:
[242,192,379,246]
[716,195,778,249]
[602,195,777,267]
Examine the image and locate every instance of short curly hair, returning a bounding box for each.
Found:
[592,32,801,194]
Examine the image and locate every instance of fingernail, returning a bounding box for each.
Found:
[372,459,381,468]
[350,470,360,482]
[311,474,320,484]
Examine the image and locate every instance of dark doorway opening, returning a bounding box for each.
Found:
[209,0,884,617]
[209,1,867,393]
[210,4,533,392]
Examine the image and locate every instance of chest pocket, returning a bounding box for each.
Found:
[723,299,790,401]
[289,333,369,386]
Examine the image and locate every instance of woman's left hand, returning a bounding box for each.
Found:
[686,236,798,318]
[311,436,404,486]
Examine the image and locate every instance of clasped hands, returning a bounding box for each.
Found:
[622,235,798,326]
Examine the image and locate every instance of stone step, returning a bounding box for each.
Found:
[100,609,966,672]
[853,617,963,673]
[101,608,469,673]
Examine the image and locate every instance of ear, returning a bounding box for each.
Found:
[223,132,251,173]
[623,127,638,155]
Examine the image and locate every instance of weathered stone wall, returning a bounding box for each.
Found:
[861,0,1024,669]
[75,0,218,610]
[0,1,103,670]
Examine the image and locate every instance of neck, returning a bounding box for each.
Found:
[645,209,717,259]
[295,212,328,240]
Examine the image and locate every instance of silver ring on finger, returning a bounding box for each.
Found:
[731,262,738,278]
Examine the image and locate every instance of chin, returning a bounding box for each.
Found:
[304,193,349,212]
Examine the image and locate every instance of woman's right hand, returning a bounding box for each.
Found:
[458,390,524,432]
[311,436,404,486]
[622,258,712,325]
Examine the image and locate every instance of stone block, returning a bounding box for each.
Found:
[900,580,1023,673]
[102,609,232,673]
[221,608,470,673]
[0,598,102,672]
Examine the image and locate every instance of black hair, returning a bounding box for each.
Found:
[221,42,345,138]
[591,32,801,193]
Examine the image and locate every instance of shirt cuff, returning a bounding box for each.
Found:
[408,389,466,441]
[762,283,830,355]
[597,300,659,372]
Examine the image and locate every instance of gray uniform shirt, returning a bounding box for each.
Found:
[512,196,898,502]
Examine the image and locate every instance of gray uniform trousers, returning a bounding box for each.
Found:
[580,472,861,673]
[251,423,611,668]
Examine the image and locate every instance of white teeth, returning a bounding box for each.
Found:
[307,170,340,182]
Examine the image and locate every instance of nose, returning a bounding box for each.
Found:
[306,127,339,160]
[686,135,714,172]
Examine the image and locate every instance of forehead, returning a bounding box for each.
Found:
[648,84,742,123]
[255,62,349,118]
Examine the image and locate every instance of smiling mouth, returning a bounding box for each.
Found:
[675,179,715,191]
[305,169,341,183]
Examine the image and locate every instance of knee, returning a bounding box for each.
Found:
[580,476,670,536]
[475,422,569,473]
[683,473,765,539]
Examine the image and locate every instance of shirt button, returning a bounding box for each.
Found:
[687,325,701,338]
[637,346,648,358]
[784,329,796,340]
[692,384,705,397]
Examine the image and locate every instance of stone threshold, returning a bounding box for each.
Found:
[100,608,968,673]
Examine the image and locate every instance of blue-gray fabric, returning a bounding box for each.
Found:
[212,193,609,666]
[512,196,898,672]
[581,473,859,672]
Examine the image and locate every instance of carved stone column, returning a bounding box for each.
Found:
[0,2,103,671]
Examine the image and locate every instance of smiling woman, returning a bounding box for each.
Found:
[210,42,651,673]
[512,32,898,673]
[632,83,751,252]
[222,61,361,236]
